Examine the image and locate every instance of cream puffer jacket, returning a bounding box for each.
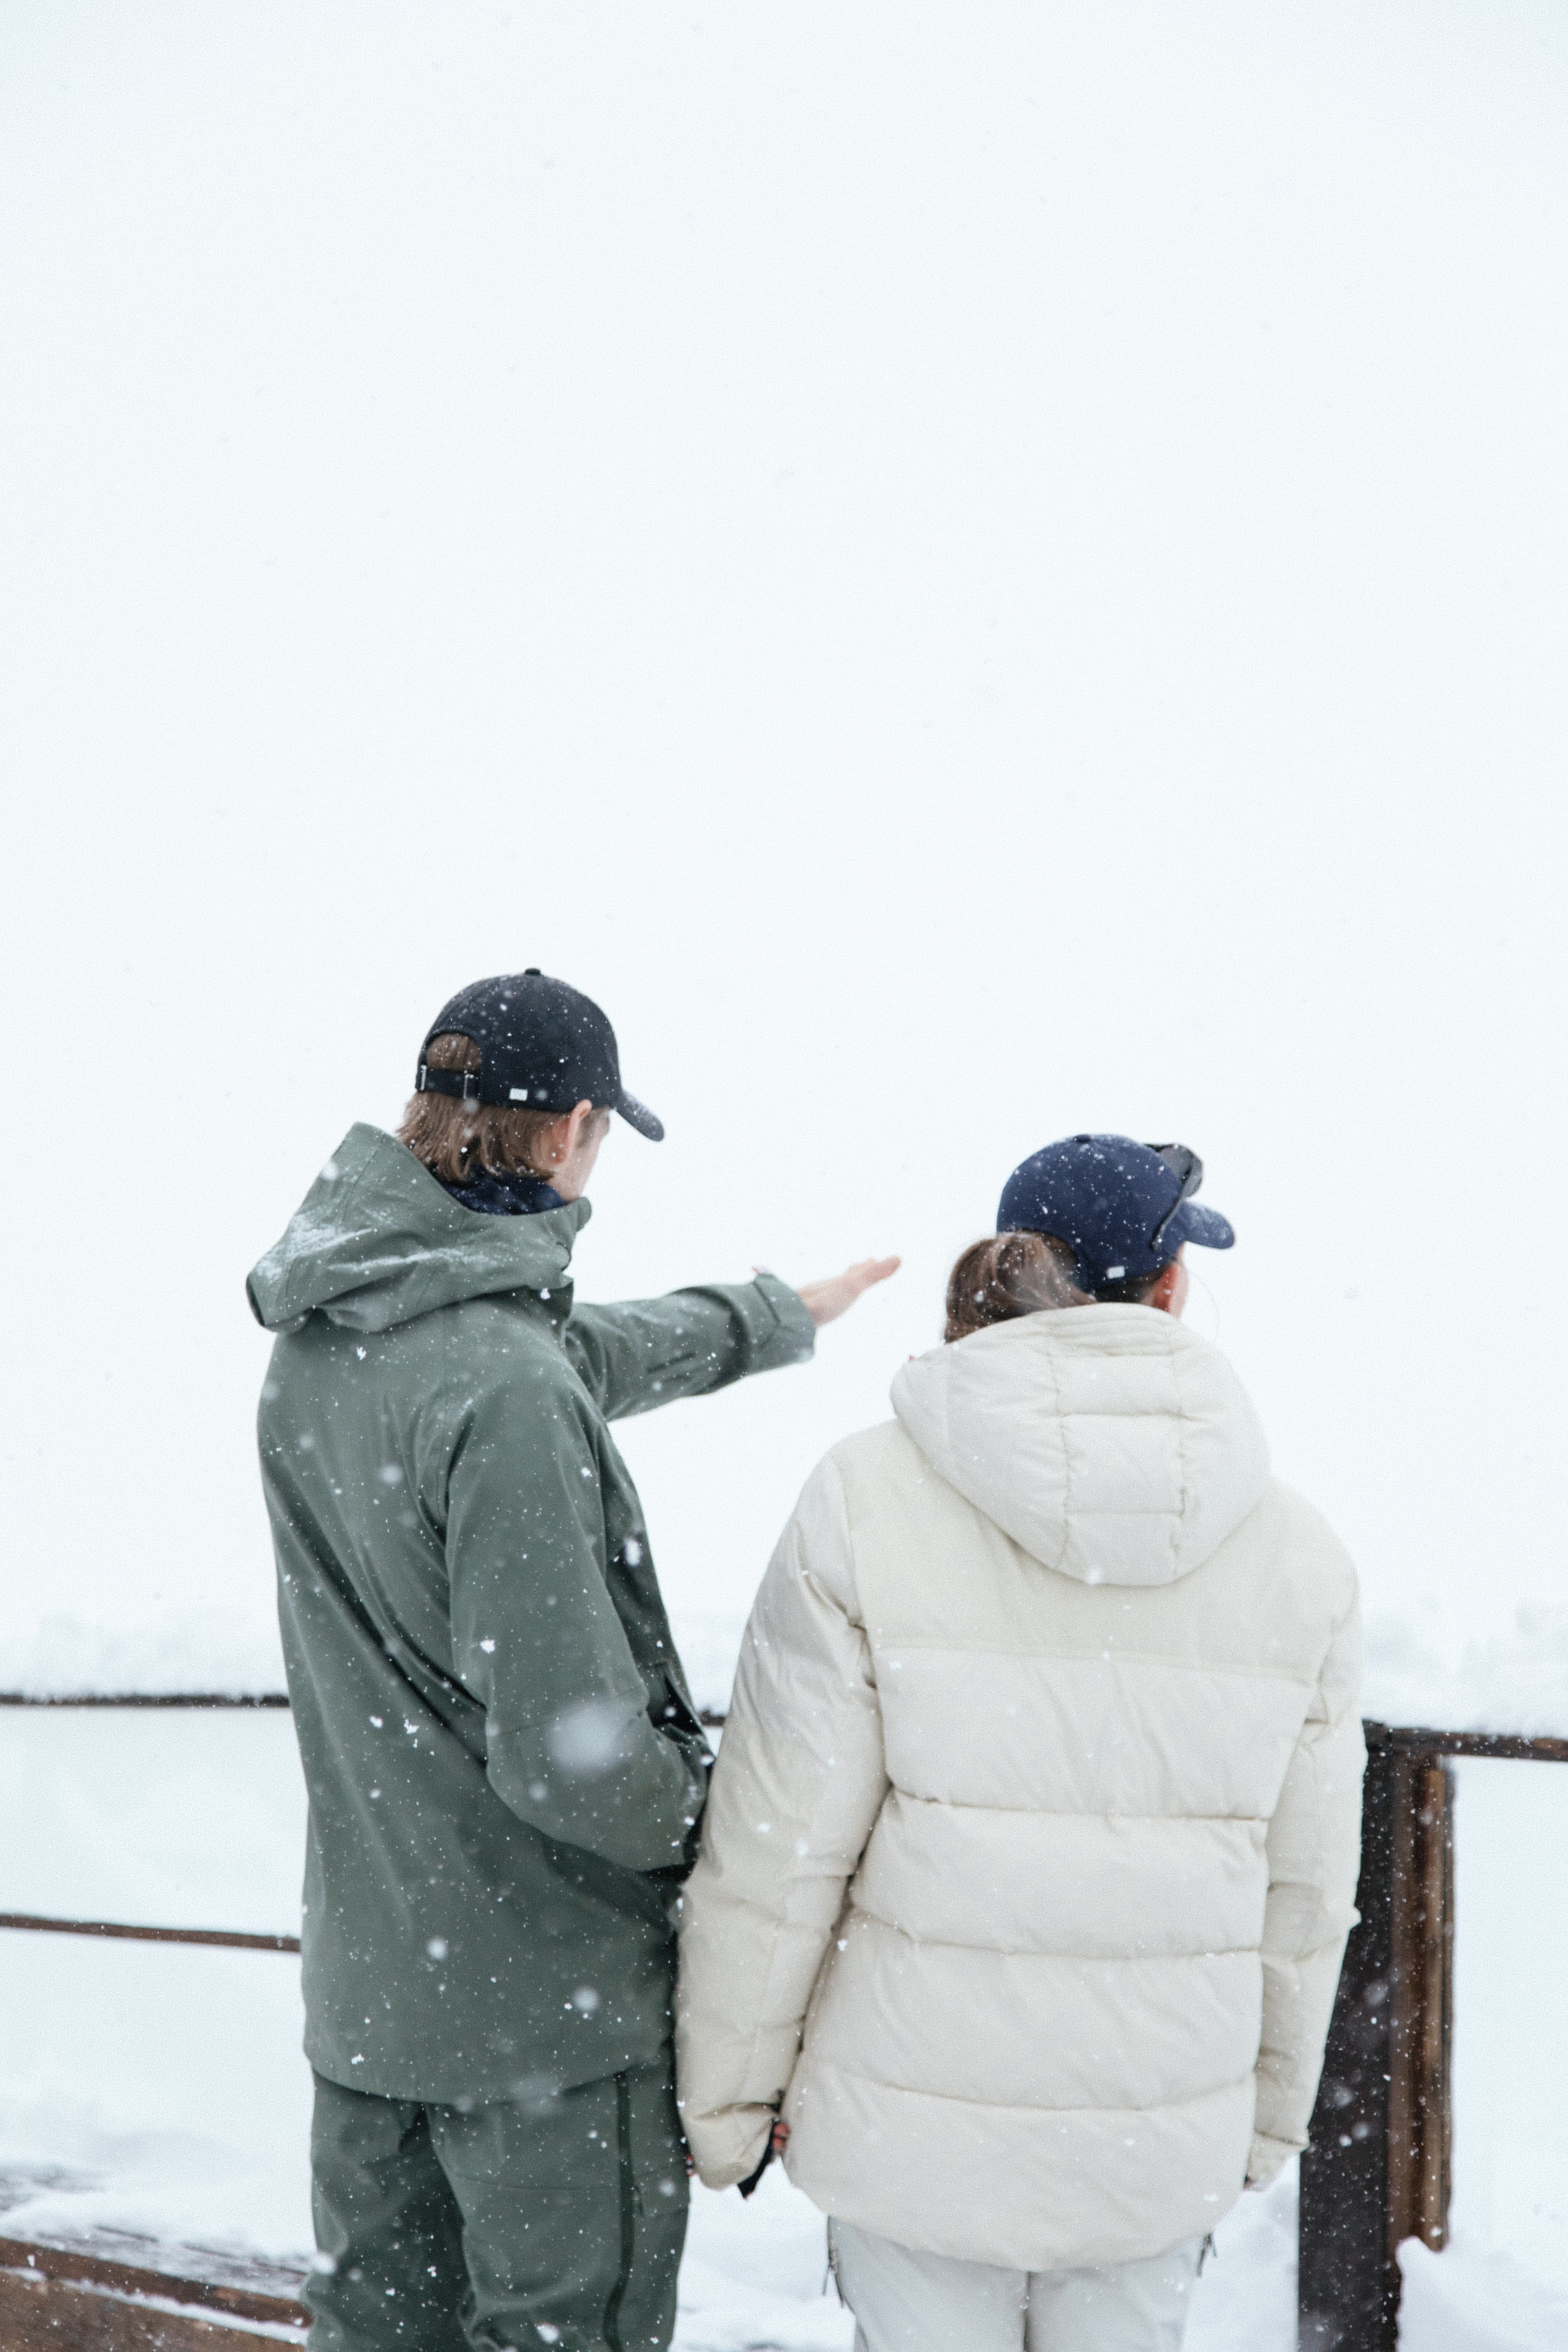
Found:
[675,1305,1364,2272]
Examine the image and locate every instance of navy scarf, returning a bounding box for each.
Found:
[440,1166,564,1218]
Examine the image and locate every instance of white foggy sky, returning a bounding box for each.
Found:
[3,0,1567,1687]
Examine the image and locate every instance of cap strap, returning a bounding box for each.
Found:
[415,1064,481,1101]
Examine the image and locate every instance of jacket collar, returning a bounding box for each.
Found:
[438,1166,565,1217]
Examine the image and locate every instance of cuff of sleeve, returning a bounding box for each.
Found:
[1245,2130,1300,2189]
[751,1274,817,1369]
[680,2102,775,2190]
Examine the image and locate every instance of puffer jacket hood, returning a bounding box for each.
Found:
[890,1304,1270,1588]
[246,1121,589,1336]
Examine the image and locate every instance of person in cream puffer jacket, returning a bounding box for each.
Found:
[676,1142,1363,2348]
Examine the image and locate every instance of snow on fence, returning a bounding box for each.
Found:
[2,1693,1566,2350]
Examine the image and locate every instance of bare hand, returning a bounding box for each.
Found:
[771,2118,791,2153]
[791,1256,901,1328]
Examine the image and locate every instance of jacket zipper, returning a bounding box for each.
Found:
[602,2071,636,2352]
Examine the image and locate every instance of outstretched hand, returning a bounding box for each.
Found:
[791,1256,901,1328]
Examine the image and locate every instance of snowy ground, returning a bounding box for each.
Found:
[2,1708,1568,2344]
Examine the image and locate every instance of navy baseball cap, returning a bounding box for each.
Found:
[414,970,664,1140]
[997,1135,1234,1295]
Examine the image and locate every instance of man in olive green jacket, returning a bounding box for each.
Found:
[249,971,895,2352]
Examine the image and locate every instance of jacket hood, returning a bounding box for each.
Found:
[890,1306,1269,1587]
[246,1123,590,1336]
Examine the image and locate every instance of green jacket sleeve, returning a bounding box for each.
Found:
[564,1272,815,1423]
[444,1368,708,1873]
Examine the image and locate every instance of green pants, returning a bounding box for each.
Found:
[307,2060,688,2352]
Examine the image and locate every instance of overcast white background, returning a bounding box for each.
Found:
[3,0,1568,1691]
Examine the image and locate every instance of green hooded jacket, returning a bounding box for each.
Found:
[248,1123,815,2104]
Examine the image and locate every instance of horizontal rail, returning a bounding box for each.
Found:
[0,1690,290,1708]
[2,1700,1560,1748]
[0,1692,730,1724]
[0,2231,308,2330]
[1364,1720,1568,1763]
[0,1911,299,1953]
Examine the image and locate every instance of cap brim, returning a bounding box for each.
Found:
[616,1089,664,1142]
[1175,1202,1234,1251]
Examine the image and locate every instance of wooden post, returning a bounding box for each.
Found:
[1299,1733,1399,2350]
[1299,1730,1456,2350]
[1388,1754,1454,2254]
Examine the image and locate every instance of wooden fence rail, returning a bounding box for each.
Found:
[0,1692,292,1708]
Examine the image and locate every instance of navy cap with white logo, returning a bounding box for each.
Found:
[415,971,664,1140]
[997,1134,1233,1294]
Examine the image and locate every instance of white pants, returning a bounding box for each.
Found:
[829,2219,1205,2352]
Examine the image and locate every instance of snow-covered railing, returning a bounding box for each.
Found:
[1299,1721,1568,2352]
[0,2231,309,2345]
[0,1690,290,1708]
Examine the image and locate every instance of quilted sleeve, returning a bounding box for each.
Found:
[675,1452,889,2187]
[1249,1592,1366,2185]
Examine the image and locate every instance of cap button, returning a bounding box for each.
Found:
[523,967,541,976]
